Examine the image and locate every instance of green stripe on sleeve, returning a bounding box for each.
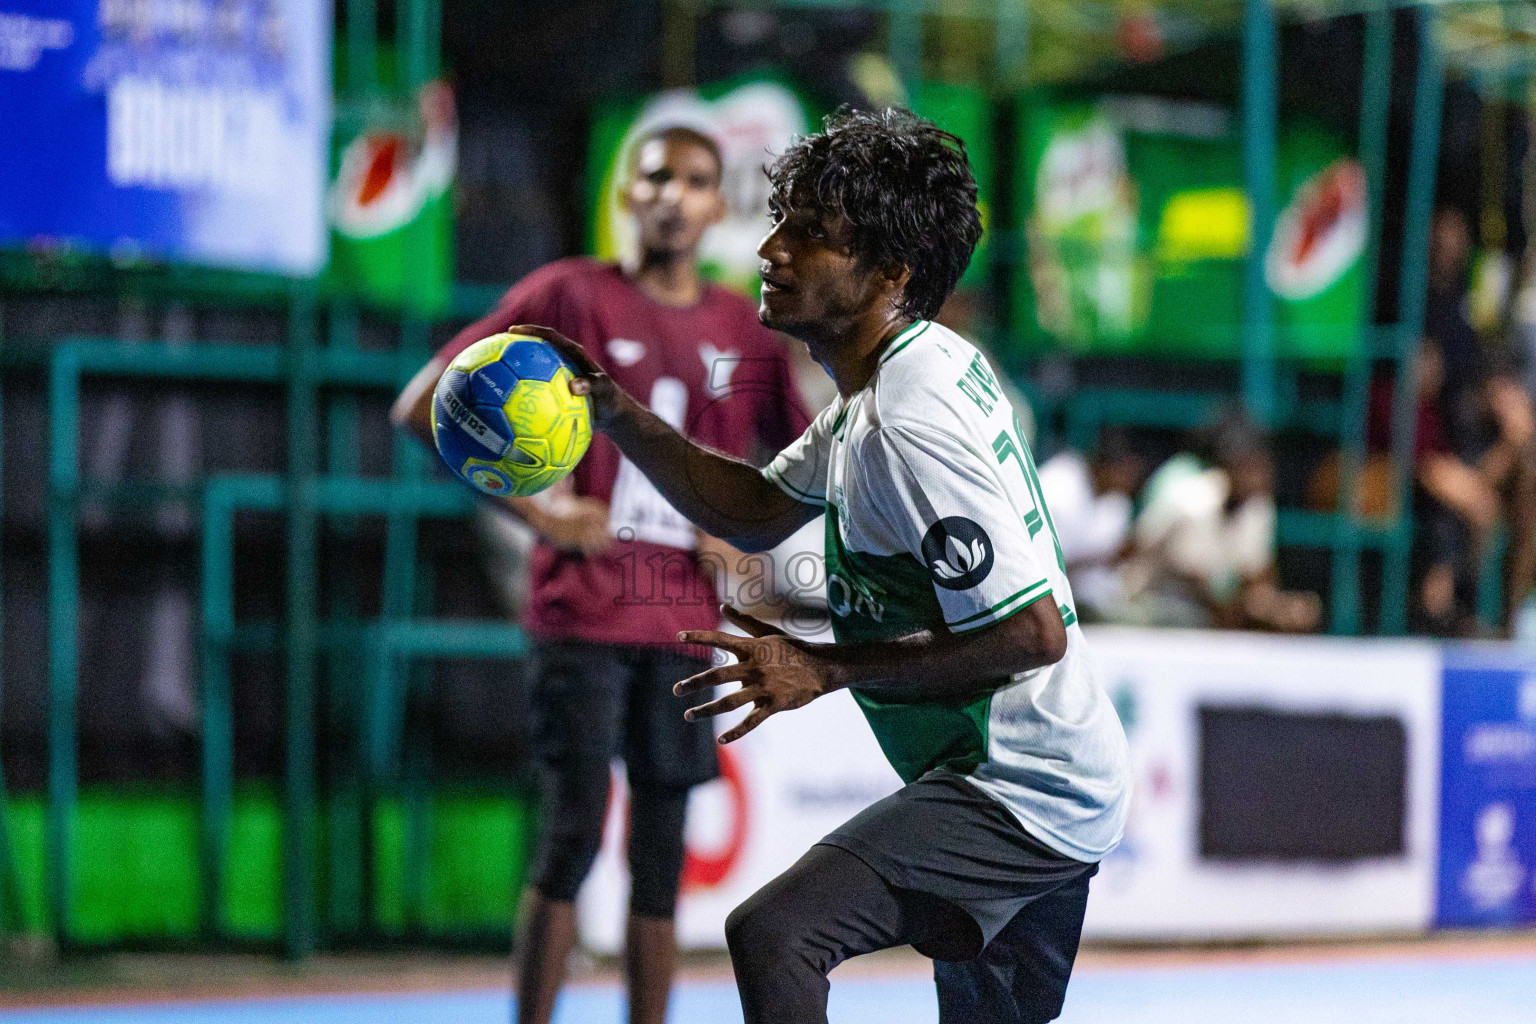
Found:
[947,579,1052,632]
[763,462,825,506]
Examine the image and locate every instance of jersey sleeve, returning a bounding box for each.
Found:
[761,399,841,506]
[858,424,1054,634]
[434,260,578,366]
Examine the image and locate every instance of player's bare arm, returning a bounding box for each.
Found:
[390,355,612,554]
[512,324,820,553]
[672,600,1067,743]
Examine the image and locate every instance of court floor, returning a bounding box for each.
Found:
[2,947,1533,1023]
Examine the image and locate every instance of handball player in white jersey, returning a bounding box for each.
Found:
[526,108,1131,1024]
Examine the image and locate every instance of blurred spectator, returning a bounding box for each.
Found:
[1366,207,1536,634]
[1367,338,1484,633]
[1433,208,1536,632]
[1038,428,1146,620]
[1112,413,1321,632]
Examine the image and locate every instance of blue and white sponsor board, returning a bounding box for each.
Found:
[0,1,331,274]
[1437,647,1536,928]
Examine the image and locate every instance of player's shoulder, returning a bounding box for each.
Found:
[526,256,617,292]
[867,321,984,438]
[701,279,760,316]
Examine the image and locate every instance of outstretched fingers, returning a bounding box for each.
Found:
[718,705,776,744]
[677,629,753,658]
[684,686,759,723]
[673,662,750,696]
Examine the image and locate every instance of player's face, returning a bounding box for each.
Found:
[757,198,887,342]
[623,138,725,259]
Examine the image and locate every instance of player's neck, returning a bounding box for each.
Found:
[816,311,915,397]
[630,250,703,308]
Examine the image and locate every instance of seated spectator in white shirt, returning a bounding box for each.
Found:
[1038,428,1145,620]
[1113,413,1321,632]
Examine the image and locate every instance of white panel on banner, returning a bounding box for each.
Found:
[1083,627,1441,939]
[578,626,1442,949]
[1,1,331,274]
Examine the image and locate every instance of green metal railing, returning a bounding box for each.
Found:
[45,332,532,954]
[198,474,527,940]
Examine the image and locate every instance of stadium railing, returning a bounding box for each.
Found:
[41,325,533,955]
[198,473,530,940]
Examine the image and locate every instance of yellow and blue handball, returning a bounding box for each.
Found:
[431,332,593,497]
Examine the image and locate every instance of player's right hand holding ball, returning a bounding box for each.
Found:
[507,324,622,426]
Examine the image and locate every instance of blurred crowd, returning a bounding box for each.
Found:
[1349,205,1536,637]
[1037,203,1536,639]
[1040,415,1322,634]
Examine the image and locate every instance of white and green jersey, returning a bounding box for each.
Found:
[764,320,1131,862]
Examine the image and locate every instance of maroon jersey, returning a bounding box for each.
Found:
[437,258,808,647]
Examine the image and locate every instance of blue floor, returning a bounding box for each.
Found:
[3,953,1534,1023]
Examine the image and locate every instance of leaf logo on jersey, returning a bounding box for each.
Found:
[922,517,994,590]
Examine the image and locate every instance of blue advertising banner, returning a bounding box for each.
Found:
[0,1,331,275]
[1438,649,1536,927]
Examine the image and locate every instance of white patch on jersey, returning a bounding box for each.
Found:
[700,342,738,394]
[607,338,646,367]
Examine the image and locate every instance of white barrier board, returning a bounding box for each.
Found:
[1082,628,1441,938]
[578,627,1442,948]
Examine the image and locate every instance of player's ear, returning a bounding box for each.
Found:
[882,262,912,304]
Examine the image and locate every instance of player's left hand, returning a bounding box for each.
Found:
[674,605,836,743]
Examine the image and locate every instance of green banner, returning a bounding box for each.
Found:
[587,78,996,299]
[327,83,456,315]
[908,82,994,291]
[1014,94,1366,359]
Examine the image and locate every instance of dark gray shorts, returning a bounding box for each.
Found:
[531,641,718,788]
[822,770,1098,1023]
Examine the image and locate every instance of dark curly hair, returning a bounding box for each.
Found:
[767,107,982,321]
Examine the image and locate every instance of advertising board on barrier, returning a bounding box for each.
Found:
[1437,648,1536,928]
[0,1,331,274]
[577,626,1445,948]
[1015,95,1366,358]
[1083,629,1441,939]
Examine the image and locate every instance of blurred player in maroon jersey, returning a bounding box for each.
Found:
[393,126,806,1024]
